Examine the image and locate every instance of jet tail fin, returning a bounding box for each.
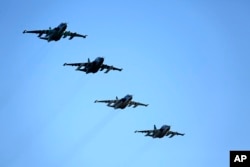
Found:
[88,58,90,63]
[154,125,157,130]
[116,96,118,100]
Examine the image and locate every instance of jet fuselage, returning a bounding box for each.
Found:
[45,23,67,41]
[153,125,171,138]
[84,57,104,73]
[113,95,133,109]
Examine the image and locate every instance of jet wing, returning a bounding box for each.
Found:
[134,130,154,133]
[63,31,87,40]
[128,101,148,108]
[94,100,118,104]
[167,131,185,138]
[100,64,123,73]
[23,29,50,37]
[135,129,154,137]
[63,63,87,67]
[94,99,119,107]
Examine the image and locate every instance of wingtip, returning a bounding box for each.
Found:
[94,100,97,103]
[23,30,26,34]
[63,63,67,66]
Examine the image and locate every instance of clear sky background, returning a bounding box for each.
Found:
[0,0,250,167]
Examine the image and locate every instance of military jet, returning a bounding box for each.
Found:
[23,23,87,42]
[63,57,122,74]
[135,125,185,138]
[94,94,148,109]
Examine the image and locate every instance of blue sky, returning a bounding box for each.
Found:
[1,0,250,166]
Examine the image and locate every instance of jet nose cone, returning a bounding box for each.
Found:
[163,125,171,129]
[61,22,67,28]
[97,57,104,63]
[128,94,133,100]
[127,94,132,98]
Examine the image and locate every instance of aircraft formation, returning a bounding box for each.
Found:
[23,22,185,139]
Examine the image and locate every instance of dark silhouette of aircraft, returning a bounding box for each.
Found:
[135,125,185,138]
[63,57,122,74]
[94,94,148,109]
[23,23,87,42]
